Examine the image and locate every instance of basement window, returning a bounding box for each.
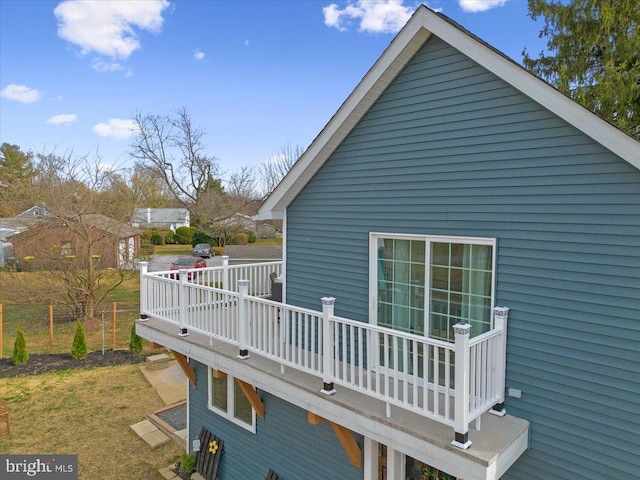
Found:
[207,368,256,433]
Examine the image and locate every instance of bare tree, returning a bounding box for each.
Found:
[5,151,136,321]
[259,143,304,195]
[130,108,261,241]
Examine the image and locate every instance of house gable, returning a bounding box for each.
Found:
[258,6,639,220]
[283,32,640,480]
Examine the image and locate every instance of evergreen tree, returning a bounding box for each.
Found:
[12,325,29,366]
[129,323,144,355]
[523,0,639,139]
[71,321,88,360]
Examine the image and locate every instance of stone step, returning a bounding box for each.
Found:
[146,353,171,371]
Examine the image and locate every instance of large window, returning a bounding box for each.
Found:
[372,233,495,342]
[207,368,255,432]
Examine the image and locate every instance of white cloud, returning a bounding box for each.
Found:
[458,0,509,13]
[92,118,137,139]
[323,0,413,33]
[46,114,77,125]
[0,84,41,103]
[54,0,170,59]
[244,39,250,47]
[91,59,125,73]
[194,50,205,61]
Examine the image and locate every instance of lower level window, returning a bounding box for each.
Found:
[208,368,256,432]
[406,456,456,479]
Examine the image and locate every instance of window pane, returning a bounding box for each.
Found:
[233,381,252,425]
[211,374,227,412]
[430,240,493,341]
[406,456,456,480]
[431,242,449,266]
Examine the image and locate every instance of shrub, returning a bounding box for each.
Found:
[179,453,196,474]
[246,229,257,243]
[192,231,216,247]
[150,233,163,245]
[175,226,196,244]
[129,323,144,355]
[213,246,225,256]
[230,232,248,245]
[71,321,88,360]
[12,325,29,366]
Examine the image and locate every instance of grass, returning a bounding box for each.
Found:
[152,244,193,255]
[0,364,183,479]
[0,271,142,357]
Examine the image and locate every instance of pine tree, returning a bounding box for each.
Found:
[12,325,29,366]
[523,0,640,139]
[71,321,88,360]
[129,323,144,355]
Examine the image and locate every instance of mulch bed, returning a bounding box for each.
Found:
[0,350,148,378]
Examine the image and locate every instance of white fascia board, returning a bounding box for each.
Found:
[420,8,640,168]
[257,13,431,219]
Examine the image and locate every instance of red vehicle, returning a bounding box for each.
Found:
[169,256,207,279]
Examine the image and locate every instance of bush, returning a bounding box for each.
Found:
[129,323,144,355]
[12,325,29,366]
[230,232,248,245]
[192,231,216,247]
[71,321,88,360]
[179,453,196,474]
[246,230,257,243]
[150,233,163,245]
[213,246,225,256]
[175,226,196,244]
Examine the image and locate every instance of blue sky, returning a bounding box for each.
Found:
[0,0,547,176]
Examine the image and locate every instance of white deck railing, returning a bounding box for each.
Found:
[139,259,509,449]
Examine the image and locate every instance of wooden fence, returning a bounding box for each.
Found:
[0,303,140,358]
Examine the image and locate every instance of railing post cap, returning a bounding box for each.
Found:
[222,255,229,260]
[140,261,148,267]
[238,279,250,286]
[321,297,336,306]
[493,306,510,318]
[453,323,471,335]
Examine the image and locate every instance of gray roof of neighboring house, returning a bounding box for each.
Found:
[0,217,40,241]
[5,214,141,240]
[132,208,190,225]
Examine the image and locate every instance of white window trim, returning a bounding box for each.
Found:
[207,367,256,433]
[369,232,497,335]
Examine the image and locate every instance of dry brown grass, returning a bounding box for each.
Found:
[0,364,183,479]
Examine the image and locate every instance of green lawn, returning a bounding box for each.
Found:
[0,364,183,479]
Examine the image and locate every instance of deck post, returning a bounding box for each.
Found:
[139,261,149,321]
[178,269,189,336]
[238,280,250,359]
[222,256,230,291]
[452,323,472,449]
[490,306,510,416]
[321,297,336,395]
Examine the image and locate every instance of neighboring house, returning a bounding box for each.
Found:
[9,213,141,269]
[136,6,639,480]
[221,213,257,232]
[0,206,49,267]
[132,208,190,232]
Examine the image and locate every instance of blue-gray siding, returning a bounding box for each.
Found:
[188,360,364,480]
[286,36,640,479]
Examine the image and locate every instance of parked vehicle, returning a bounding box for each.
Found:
[192,243,213,258]
[170,256,207,279]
